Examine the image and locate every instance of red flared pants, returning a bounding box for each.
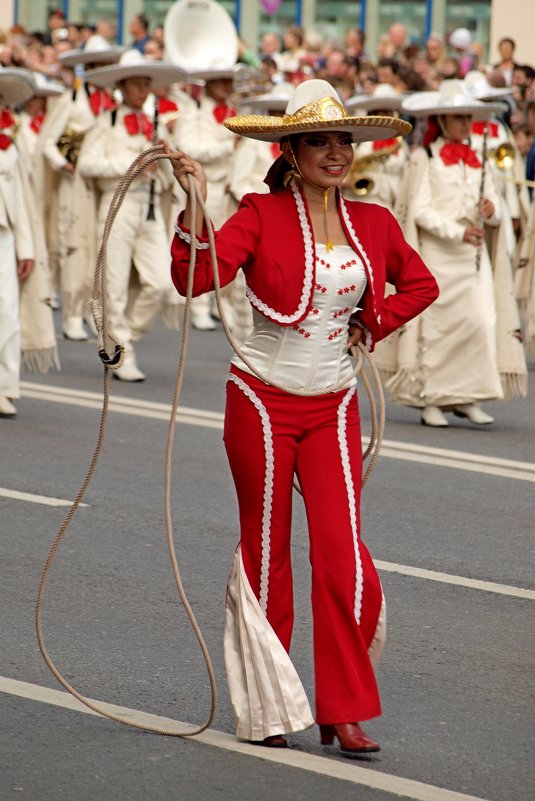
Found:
[224,366,382,724]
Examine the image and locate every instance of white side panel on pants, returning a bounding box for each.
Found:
[224,546,315,741]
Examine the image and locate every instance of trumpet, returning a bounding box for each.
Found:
[56,128,85,166]
[487,141,535,186]
[487,142,515,171]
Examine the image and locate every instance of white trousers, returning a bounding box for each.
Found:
[98,191,174,352]
[0,227,20,398]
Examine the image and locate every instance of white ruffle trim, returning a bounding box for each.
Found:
[340,197,381,326]
[224,546,315,741]
[174,223,210,250]
[244,182,314,324]
[227,372,273,613]
[337,386,364,624]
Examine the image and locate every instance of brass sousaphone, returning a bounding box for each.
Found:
[163,0,239,74]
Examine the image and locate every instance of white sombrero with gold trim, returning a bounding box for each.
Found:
[223,79,411,143]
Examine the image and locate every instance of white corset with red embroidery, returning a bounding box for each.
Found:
[232,243,367,391]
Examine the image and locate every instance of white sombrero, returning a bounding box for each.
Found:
[27,71,65,97]
[59,34,125,68]
[0,67,35,105]
[464,71,512,102]
[84,49,187,89]
[401,79,505,120]
[224,79,411,143]
[346,84,404,113]
[187,63,239,83]
[239,83,293,113]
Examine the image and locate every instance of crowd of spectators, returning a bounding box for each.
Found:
[1,10,534,156]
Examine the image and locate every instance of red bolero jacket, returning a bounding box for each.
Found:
[170,183,439,351]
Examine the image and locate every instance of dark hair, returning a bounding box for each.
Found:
[498,37,515,49]
[514,64,535,81]
[512,122,531,136]
[378,57,399,75]
[135,14,149,32]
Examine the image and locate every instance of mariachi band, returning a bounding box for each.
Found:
[0,3,533,423]
[1,0,534,760]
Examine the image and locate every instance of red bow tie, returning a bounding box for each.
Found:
[158,97,178,114]
[30,113,46,134]
[471,121,499,138]
[372,137,399,152]
[0,133,13,150]
[0,110,15,130]
[440,142,481,168]
[89,89,116,117]
[123,112,154,140]
[212,104,236,124]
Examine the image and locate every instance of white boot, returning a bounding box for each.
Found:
[63,316,89,341]
[113,348,146,382]
[453,403,494,425]
[191,309,217,331]
[421,406,449,427]
[0,397,17,418]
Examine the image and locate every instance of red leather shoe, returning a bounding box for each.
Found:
[320,723,380,754]
[248,734,288,748]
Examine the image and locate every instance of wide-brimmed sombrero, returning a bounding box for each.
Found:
[464,71,512,102]
[84,49,187,89]
[59,34,125,68]
[223,79,411,143]
[239,83,293,113]
[346,84,404,114]
[0,67,35,105]
[402,79,506,120]
[24,71,65,98]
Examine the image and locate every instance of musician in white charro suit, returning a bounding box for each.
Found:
[78,51,185,382]
[35,35,124,342]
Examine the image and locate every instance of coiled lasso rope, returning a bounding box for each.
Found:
[35,144,385,736]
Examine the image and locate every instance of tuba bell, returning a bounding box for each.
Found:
[163,0,239,72]
[347,175,375,197]
[342,137,401,198]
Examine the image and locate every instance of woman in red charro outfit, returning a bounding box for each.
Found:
[168,80,438,755]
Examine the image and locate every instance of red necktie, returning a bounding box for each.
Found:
[440,142,482,168]
[0,110,15,130]
[158,97,178,114]
[372,137,399,151]
[212,104,236,124]
[89,89,116,117]
[30,114,46,133]
[0,133,13,150]
[471,121,499,138]
[270,142,282,159]
[123,112,154,140]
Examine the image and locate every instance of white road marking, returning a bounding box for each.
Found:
[0,676,491,801]
[374,561,535,601]
[20,381,535,482]
[12,382,534,600]
[0,488,87,508]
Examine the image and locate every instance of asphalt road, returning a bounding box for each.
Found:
[1,315,533,801]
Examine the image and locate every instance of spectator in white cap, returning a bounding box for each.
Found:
[449,27,475,77]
